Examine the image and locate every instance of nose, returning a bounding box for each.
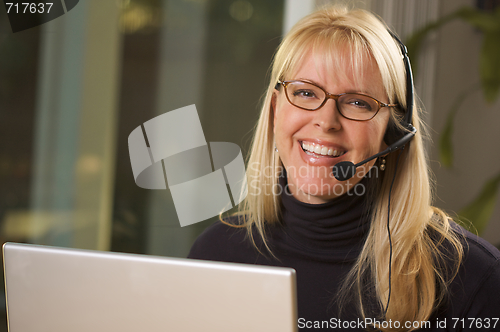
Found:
[313,98,342,132]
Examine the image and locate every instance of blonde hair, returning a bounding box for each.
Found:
[232,6,463,331]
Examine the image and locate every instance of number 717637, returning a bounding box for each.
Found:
[6,3,53,14]
[452,318,499,329]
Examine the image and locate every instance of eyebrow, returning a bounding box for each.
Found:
[294,77,375,96]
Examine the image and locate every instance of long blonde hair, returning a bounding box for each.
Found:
[233,6,463,331]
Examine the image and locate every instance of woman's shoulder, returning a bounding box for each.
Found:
[451,221,500,269]
[187,216,261,263]
[446,222,500,316]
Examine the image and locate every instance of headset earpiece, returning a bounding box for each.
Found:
[383,30,415,147]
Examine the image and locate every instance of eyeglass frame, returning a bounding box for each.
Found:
[275,80,399,121]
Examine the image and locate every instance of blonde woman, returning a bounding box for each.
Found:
[189,6,500,331]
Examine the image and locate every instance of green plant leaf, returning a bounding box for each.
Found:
[442,6,500,102]
[406,6,500,102]
[455,6,500,32]
[480,31,500,102]
[439,107,456,168]
[457,172,500,234]
[438,88,477,168]
[406,10,461,73]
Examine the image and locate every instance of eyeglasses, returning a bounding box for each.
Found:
[276,80,398,121]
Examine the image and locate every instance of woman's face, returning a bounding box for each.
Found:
[273,51,390,204]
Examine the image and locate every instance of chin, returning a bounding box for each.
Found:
[289,176,346,200]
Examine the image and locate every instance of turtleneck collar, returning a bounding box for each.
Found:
[278,175,372,259]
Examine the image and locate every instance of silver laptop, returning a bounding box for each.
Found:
[3,242,297,332]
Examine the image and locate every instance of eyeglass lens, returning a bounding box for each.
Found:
[285,81,379,120]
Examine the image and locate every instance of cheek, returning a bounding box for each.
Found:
[374,114,390,149]
[274,106,308,142]
[273,95,288,134]
[373,110,389,134]
[349,118,388,153]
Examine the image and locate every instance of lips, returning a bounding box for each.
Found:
[299,140,346,158]
[297,140,347,166]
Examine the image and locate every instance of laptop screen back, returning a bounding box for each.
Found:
[3,242,297,332]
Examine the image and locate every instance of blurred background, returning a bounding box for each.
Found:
[0,0,499,330]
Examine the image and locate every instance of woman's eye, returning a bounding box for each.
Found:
[293,90,317,98]
[346,99,372,110]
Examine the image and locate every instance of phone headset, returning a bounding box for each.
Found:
[330,30,416,320]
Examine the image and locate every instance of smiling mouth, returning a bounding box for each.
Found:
[300,141,346,158]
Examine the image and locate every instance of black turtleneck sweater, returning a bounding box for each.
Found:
[188,183,500,331]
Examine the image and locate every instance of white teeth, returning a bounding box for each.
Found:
[301,141,344,157]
